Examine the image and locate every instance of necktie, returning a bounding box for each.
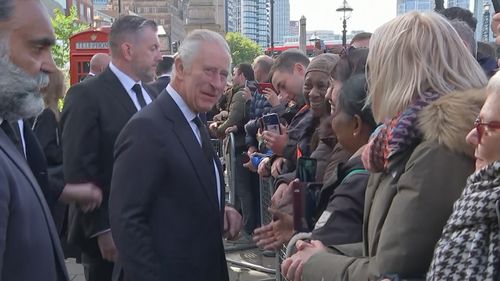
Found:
[1,121,24,155]
[132,84,147,109]
[192,116,213,164]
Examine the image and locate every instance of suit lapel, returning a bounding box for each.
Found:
[100,67,137,116]
[158,93,220,211]
[143,83,160,100]
[0,130,68,280]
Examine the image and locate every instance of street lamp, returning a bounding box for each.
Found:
[336,0,353,48]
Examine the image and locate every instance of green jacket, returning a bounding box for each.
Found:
[301,89,485,281]
[217,86,247,148]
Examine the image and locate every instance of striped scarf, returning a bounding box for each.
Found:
[362,91,441,172]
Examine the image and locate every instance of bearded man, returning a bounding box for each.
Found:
[0,0,70,280]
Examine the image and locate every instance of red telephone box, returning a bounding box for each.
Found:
[69,26,110,85]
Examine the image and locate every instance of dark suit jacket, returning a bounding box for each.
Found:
[147,75,170,94]
[61,67,158,255]
[0,127,69,281]
[109,90,228,281]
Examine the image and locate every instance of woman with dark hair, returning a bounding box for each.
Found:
[311,74,376,246]
[253,74,376,251]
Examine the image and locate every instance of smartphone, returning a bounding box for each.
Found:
[245,80,259,94]
[296,157,317,182]
[493,0,500,13]
[292,181,309,232]
[258,82,276,93]
[261,113,281,134]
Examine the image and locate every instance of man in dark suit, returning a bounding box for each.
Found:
[61,15,162,281]
[81,53,111,82]
[109,29,243,281]
[147,55,173,93]
[0,0,69,280]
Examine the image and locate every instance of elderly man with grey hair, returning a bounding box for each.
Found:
[0,0,69,280]
[109,29,242,281]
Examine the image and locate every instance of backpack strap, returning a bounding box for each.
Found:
[340,169,369,185]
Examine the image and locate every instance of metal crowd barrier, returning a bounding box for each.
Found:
[224,132,237,206]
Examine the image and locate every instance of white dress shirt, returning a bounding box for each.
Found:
[109,62,152,110]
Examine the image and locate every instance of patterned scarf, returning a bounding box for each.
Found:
[427,161,500,281]
[362,91,441,172]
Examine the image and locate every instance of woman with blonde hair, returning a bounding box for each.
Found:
[282,11,487,281]
[33,68,65,162]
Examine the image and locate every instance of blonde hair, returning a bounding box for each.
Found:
[367,12,487,122]
[41,68,66,120]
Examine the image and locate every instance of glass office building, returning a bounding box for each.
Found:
[272,0,290,45]
[397,0,434,15]
[226,0,241,32]
[447,0,470,9]
[241,0,269,47]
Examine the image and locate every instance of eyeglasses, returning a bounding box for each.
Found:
[474,117,500,143]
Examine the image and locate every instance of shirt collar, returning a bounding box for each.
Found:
[166,84,197,123]
[109,62,141,92]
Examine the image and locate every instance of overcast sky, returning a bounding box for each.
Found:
[289,0,398,33]
[289,0,476,33]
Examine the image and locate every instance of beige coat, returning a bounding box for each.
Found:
[301,90,485,280]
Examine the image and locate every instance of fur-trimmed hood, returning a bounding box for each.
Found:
[418,89,486,158]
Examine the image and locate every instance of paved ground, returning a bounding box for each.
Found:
[66,248,276,281]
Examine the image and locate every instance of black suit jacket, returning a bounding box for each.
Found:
[61,67,158,254]
[147,75,170,94]
[109,89,228,281]
[0,126,69,281]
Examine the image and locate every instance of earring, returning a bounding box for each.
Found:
[353,132,357,136]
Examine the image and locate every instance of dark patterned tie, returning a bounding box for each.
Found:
[132,84,147,108]
[192,116,213,164]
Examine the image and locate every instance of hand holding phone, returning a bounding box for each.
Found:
[261,113,281,134]
[258,82,276,93]
[260,84,280,106]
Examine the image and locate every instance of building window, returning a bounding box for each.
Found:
[80,3,85,18]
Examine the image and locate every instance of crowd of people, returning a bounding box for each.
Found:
[0,0,499,280]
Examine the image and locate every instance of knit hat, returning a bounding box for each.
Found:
[305,53,340,77]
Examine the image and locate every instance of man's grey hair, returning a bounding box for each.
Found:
[109,15,157,57]
[0,0,13,22]
[172,29,231,79]
[450,20,477,58]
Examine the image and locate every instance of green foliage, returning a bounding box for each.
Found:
[225,32,263,66]
[51,7,88,68]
